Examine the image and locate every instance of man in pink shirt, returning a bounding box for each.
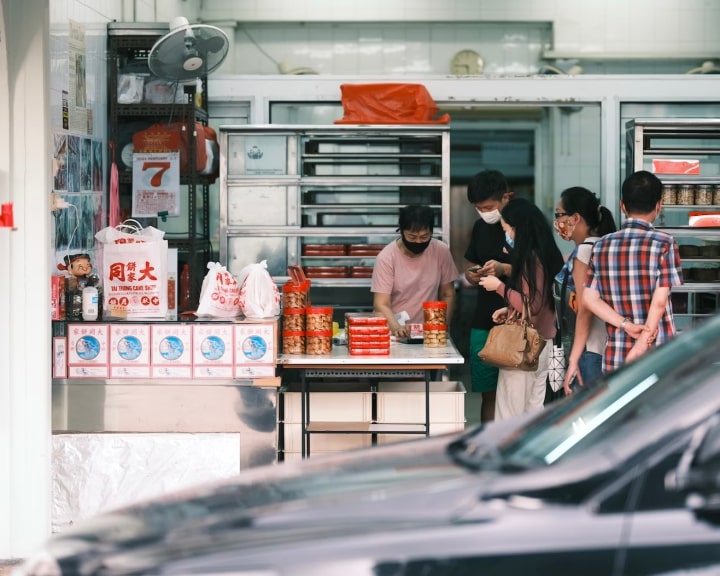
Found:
[371,205,460,338]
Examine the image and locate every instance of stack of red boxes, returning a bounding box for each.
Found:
[346,313,391,356]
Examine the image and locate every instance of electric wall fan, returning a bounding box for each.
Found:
[148,16,229,82]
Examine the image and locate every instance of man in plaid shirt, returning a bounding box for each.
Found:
[583,170,684,373]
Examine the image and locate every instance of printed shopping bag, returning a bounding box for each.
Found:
[96,221,168,318]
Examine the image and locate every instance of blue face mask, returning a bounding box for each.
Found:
[505,231,515,248]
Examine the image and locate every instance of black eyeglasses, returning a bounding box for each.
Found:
[554,211,570,219]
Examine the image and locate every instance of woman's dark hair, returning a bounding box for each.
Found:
[398,204,435,233]
[559,186,617,236]
[501,198,564,308]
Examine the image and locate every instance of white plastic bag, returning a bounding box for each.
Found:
[196,262,242,318]
[95,220,166,244]
[237,260,281,318]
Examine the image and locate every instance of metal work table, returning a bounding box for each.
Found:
[278,340,465,457]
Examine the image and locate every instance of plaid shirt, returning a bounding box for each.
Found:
[585,218,683,373]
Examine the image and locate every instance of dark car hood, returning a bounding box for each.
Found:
[44,421,530,574]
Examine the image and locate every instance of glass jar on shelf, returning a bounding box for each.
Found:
[696,185,713,206]
[713,184,720,205]
[677,184,695,206]
[661,184,678,205]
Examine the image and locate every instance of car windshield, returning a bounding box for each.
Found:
[479,314,720,468]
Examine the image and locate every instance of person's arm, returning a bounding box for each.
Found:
[564,259,590,393]
[582,287,647,340]
[438,280,456,327]
[373,292,408,338]
[626,287,670,362]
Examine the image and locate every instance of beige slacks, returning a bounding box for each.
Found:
[495,339,552,421]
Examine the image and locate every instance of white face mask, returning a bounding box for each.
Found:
[477,208,501,224]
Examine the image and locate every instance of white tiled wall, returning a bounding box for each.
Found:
[200,0,720,75]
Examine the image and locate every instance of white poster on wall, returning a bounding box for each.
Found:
[68,20,88,134]
[132,151,181,218]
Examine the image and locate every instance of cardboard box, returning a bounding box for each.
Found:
[281,423,372,452]
[376,381,466,424]
[53,337,67,379]
[151,324,192,378]
[110,324,151,378]
[67,324,110,378]
[51,275,66,320]
[377,421,466,445]
[281,385,373,423]
[233,319,278,379]
[193,323,234,378]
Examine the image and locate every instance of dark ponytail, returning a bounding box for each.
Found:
[560,186,617,237]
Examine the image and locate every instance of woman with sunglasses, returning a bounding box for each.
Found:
[553,187,617,394]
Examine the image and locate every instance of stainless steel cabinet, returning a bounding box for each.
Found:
[218,125,450,291]
[626,119,720,331]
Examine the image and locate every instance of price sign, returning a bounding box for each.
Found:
[132,151,180,218]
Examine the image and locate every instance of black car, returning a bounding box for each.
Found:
[17,315,720,576]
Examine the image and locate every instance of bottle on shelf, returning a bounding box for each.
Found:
[81,285,99,321]
[179,263,192,310]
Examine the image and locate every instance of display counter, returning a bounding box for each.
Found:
[277,340,465,458]
[51,317,280,529]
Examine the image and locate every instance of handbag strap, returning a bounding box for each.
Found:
[519,295,533,340]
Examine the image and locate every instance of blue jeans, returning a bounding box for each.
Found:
[571,351,603,391]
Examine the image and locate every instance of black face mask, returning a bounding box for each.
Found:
[401,235,431,255]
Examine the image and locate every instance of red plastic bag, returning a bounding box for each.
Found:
[335,83,450,125]
[133,121,208,174]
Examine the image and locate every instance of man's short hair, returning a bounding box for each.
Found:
[467,169,508,203]
[622,170,662,214]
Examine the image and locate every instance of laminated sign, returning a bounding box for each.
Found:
[95,222,169,318]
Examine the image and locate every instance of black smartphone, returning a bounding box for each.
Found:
[468,264,482,272]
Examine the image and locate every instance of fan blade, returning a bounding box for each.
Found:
[199,35,226,54]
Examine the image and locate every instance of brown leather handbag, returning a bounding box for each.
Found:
[478,297,546,371]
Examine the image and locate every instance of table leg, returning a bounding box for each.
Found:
[301,369,308,458]
[425,369,430,437]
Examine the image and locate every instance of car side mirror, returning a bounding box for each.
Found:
[665,414,720,525]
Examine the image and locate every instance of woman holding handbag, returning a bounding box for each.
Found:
[553,187,617,394]
[479,198,564,420]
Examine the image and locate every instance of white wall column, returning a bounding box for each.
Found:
[0,0,52,558]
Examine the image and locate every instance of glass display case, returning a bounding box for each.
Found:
[626,119,720,332]
[219,125,450,294]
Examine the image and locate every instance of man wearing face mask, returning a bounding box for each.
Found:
[463,170,513,422]
[584,170,684,373]
[372,204,459,338]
